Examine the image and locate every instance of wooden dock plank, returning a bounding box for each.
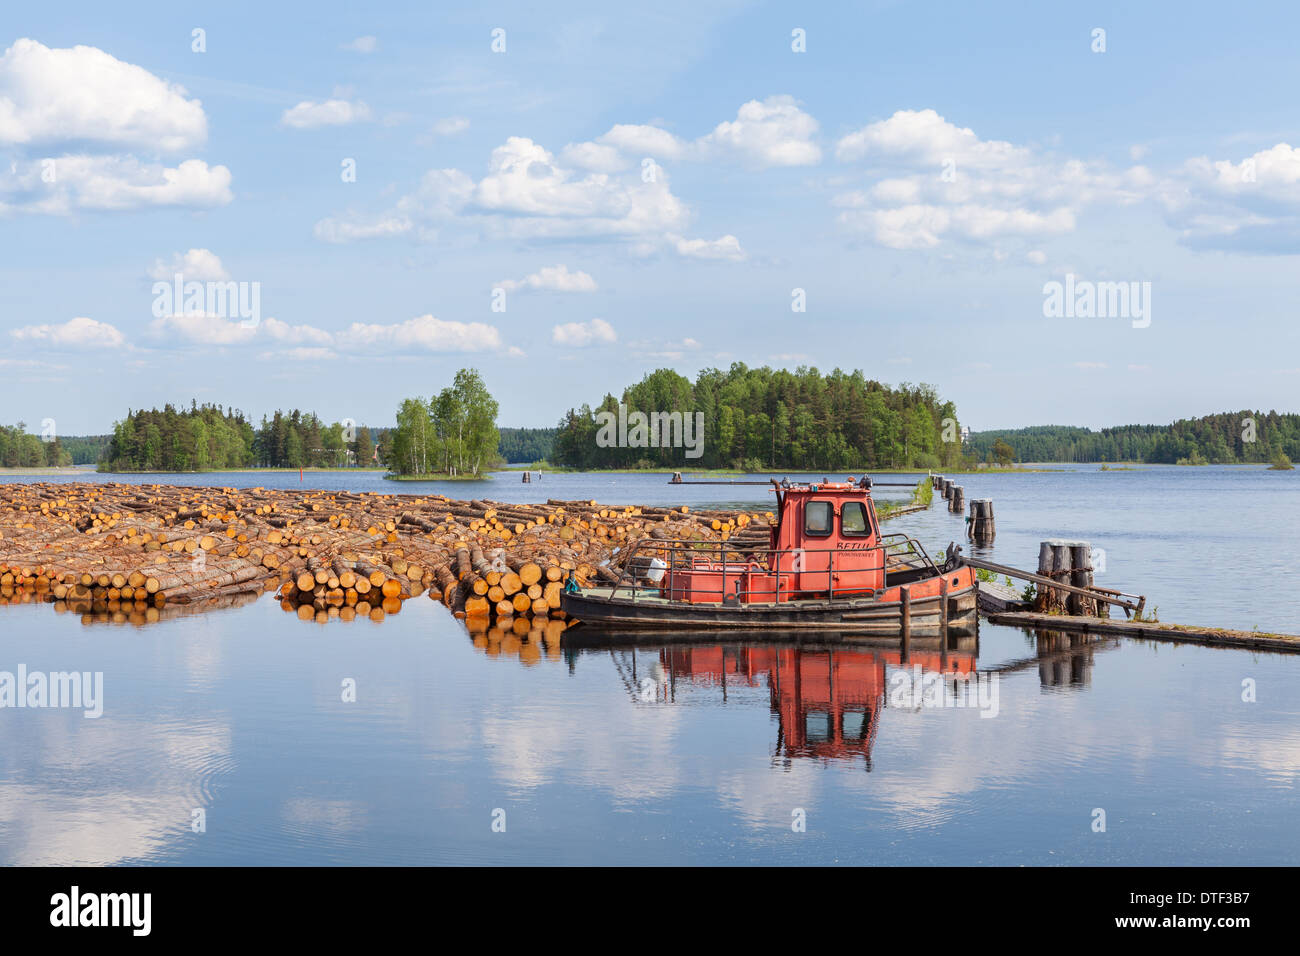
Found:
[986,611,1300,654]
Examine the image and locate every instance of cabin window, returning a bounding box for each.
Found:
[841,501,870,536]
[805,711,831,742]
[804,500,833,536]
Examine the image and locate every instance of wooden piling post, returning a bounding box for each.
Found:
[1034,539,1073,614]
[900,585,911,661]
[969,498,995,544]
[1067,541,1098,616]
[950,486,965,514]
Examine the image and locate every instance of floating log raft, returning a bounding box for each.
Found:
[0,483,782,628]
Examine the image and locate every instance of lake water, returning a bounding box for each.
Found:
[1,465,1297,865]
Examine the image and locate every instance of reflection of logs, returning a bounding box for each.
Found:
[0,482,774,628]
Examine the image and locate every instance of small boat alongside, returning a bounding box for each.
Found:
[562,478,977,636]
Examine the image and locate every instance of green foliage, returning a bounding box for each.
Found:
[388,368,501,477]
[967,411,1300,464]
[1268,450,1294,470]
[498,427,556,463]
[101,402,383,471]
[0,423,71,467]
[551,364,961,470]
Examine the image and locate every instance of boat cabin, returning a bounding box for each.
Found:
[663,478,889,603]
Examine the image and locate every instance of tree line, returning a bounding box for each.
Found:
[387,368,500,476]
[966,412,1300,464]
[0,423,71,468]
[498,427,557,464]
[99,403,382,471]
[551,364,964,471]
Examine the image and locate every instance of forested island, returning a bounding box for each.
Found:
[966,413,1300,465]
[550,365,964,471]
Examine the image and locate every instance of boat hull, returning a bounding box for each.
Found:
[561,582,978,636]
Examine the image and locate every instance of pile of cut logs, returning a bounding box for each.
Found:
[0,483,772,628]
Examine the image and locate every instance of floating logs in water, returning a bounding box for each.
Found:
[0,482,776,628]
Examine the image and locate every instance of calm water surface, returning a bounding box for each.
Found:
[1,466,1297,864]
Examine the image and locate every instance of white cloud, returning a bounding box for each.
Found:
[552,318,616,347]
[699,95,821,167]
[1073,361,1108,370]
[565,97,819,171]
[280,98,372,129]
[0,155,233,215]
[558,141,629,172]
[150,313,258,346]
[833,108,1143,251]
[345,314,503,352]
[149,311,502,356]
[313,215,412,243]
[1158,143,1300,251]
[431,116,469,136]
[279,347,338,361]
[150,314,334,349]
[670,233,746,261]
[497,264,597,293]
[260,317,334,346]
[11,316,125,349]
[1026,249,1047,265]
[148,248,229,281]
[0,39,206,151]
[318,137,690,247]
[597,123,687,160]
[341,36,378,54]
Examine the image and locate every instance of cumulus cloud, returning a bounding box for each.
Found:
[833,108,1146,251]
[149,311,503,355]
[561,97,819,171]
[317,137,690,248]
[699,95,821,167]
[149,313,260,346]
[341,36,378,54]
[345,314,503,352]
[11,316,126,349]
[0,155,232,215]
[670,233,746,261]
[1157,143,1300,252]
[147,248,229,281]
[496,264,597,293]
[431,116,469,136]
[313,214,412,243]
[280,98,372,129]
[552,318,616,347]
[0,39,206,151]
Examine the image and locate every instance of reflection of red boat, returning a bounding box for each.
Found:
[562,478,977,634]
[655,644,977,765]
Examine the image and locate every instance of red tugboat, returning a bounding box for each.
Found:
[561,478,978,635]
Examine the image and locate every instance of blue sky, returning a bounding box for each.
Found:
[2,0,1299,435]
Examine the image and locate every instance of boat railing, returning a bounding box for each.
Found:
[878,532,942,575]
[603,536,893,604]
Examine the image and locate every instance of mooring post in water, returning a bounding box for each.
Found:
[1035,539,1073,614]
[950,486,965,514]
[1068,541,1098,616]
[900,585,911,661]
[969,499,995,544]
